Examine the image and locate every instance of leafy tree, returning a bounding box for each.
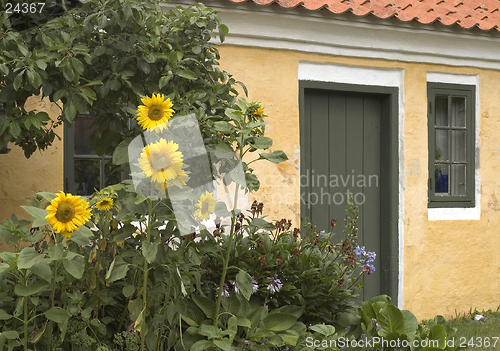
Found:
[0,0,247,161]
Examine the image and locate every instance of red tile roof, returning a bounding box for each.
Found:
[227,0,500,32]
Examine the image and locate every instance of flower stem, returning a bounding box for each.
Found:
[141,199,153,351]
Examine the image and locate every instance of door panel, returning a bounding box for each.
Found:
[302,89,384,301]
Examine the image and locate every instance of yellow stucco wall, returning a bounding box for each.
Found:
[216,45,500,320]
[0,94,64,251]
[1,44,500,321]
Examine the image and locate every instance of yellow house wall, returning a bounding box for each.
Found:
[216,45,500,320]
[0,94,64,251]
[1,44,499,321]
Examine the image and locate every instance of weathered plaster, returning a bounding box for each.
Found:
[0,94,63,251]
[217,45,500,320]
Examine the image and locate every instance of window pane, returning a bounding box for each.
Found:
[435,129,449,161]
[74,159,101,195]
[451,96,466,127]
[74,115,98,155]
[435,164,449,194]
[451,130,466,162]
[435,96,448,126]
[451,164,466,196]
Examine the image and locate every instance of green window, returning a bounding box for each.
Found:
[428,83,475,208]
[64,114,127,195]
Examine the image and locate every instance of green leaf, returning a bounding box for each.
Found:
[279,329,300,346]
[0,310,13,321]
[213,338,232,351]
[21,206,48,227]
[14,280,49,296]
[309,324,335,337]
[237,317,251,328]
[402,309,418,336]
[1,330,18,340]
[106,256,129,282]
[192,295,216,319]
[13,71,23,90]
[190,340,212,351]
[259,150,288,164]
[44,307,70,324]
[17,247,45,269]
[29,262,52,282]
[378,304,405,337]
[213,121,234,134]
[70,57,84,75]
[0,63,8,75]
[248,136,272,150]
[61,60,75,82]
[47,243,64,261]
[36,60,47,70]
[176,69,197,80]
[428,325,447,348]
[113,138,130,165]
[62,252,84,279]
[228,316,237,342]
[123,285,135,297]
[262,313,298,331]
[219,24,229,42]
[142,240,158,263]
[236,270,253,301]
[159,75,171,89]
[68,226,94,246]
[65,102,77,122]
[9,121,21,139]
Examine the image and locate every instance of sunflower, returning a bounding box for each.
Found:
[95,197,114,211]
[136,93,174,131]
[254,107,264,116]
[46,191,92,238]
[139,138,188,186]
[194,191,217,221]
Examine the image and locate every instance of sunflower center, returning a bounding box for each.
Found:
[201,201,210,213]
[148,106,164,121]
[151,154,172,170]
[55,201,76,223]
[100,200,110,206]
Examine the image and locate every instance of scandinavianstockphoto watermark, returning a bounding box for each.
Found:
[261,169,379,207]
[305,336,457,349]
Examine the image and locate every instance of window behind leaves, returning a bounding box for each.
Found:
[64,115,127,195]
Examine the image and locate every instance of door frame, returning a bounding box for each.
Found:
[299,80,399,301]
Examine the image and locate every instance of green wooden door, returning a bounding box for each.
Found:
[301,89,387,301]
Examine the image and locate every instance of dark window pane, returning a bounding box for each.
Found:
[435,129,449,161]
[451,164,466,196]
[74,159,100,195]
[74,115,98,155]
[451,130,466,162]
[435,96,448,127]
[435,164,449,194]
[451,96,466,127]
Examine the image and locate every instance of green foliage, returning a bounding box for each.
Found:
[344,295,465,351]
[0,0,248,158]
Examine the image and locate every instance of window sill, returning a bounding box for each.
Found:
[428,206,480,220]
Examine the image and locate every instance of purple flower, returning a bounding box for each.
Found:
[252,277,259,293]
[267,274,283,294]
[233,281,240,294]
[355,246,377,273]
[217,283,229,300]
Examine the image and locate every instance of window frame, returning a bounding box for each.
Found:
[427,82,475,208]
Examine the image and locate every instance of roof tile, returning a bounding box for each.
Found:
[227,0,500,32]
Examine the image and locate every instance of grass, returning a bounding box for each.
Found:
[441,308,500,351]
